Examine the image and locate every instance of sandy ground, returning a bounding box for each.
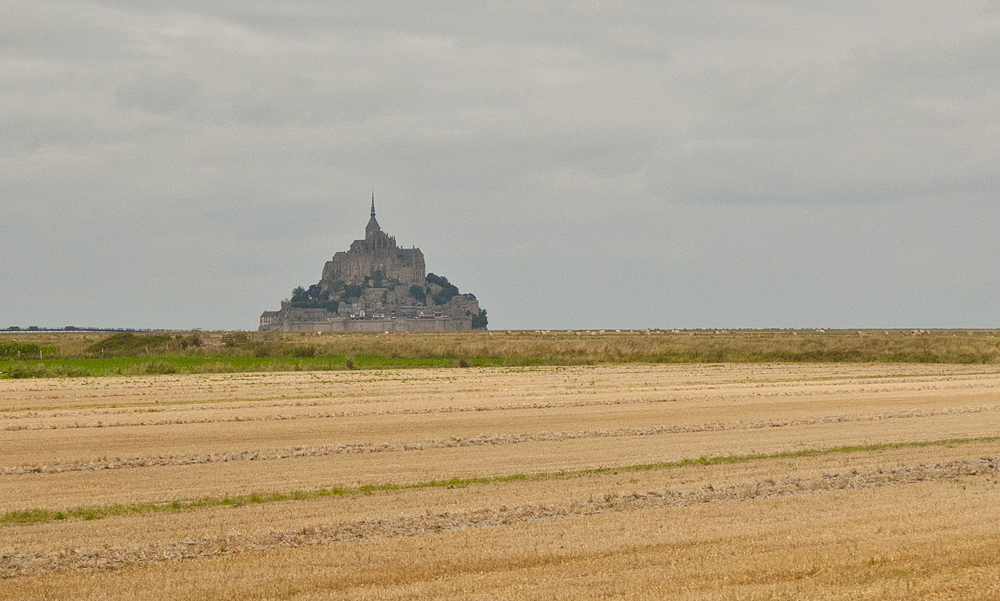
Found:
[3,363,1000,599]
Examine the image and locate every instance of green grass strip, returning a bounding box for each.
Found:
[4,435,998,527]
[0,355,517,380]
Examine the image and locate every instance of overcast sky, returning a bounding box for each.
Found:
[2,1,999,330]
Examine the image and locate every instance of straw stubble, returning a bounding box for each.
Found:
[3,363,1000,599]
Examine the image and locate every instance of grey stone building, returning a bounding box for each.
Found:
[259,196,484,332]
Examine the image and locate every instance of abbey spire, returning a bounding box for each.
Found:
[366,190,380,232]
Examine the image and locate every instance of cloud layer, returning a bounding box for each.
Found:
[3,1,999,329]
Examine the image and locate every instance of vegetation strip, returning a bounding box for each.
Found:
[2,457,996,577]
[4,406,997,476]
[4,436,999,528]
[7,329,1000,380]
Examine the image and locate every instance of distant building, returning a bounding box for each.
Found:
[259,195,484,332]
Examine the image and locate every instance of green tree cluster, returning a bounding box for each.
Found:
[426,273,460,305]
[408,285,426,304]
[290,284,339,312]
[342,284,364,299]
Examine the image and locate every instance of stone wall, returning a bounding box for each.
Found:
[261,316,474,332]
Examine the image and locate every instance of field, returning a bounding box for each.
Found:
[3,360,1000,599]
[4,329,1000,379]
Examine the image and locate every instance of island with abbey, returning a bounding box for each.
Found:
[259,197,487,332]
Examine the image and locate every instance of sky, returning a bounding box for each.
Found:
[2,1,999,331]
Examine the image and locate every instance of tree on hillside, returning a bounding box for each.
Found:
[427,273,460,305]
[426,273,449,288]
[408,285,426,304]
[343,284,364,299]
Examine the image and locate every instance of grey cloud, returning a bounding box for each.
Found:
[116,69,201,114]
[0,1,134,62]
[3,1,1000,329]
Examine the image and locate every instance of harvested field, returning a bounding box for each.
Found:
[3,363,1000,599]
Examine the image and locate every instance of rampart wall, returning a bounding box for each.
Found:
[265,317,473,332]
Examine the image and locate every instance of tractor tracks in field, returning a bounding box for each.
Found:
[3,457,996,577]
[3,405,998,476]
[5,373,1000,431]
[0,396,684,431]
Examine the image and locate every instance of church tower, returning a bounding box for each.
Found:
[366,191,384,250]
[366,191,380,234]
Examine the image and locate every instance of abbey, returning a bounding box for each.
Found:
[259,196,485,332]
[320,199,425,292]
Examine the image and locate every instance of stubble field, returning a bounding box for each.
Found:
[3,362,1000,599]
